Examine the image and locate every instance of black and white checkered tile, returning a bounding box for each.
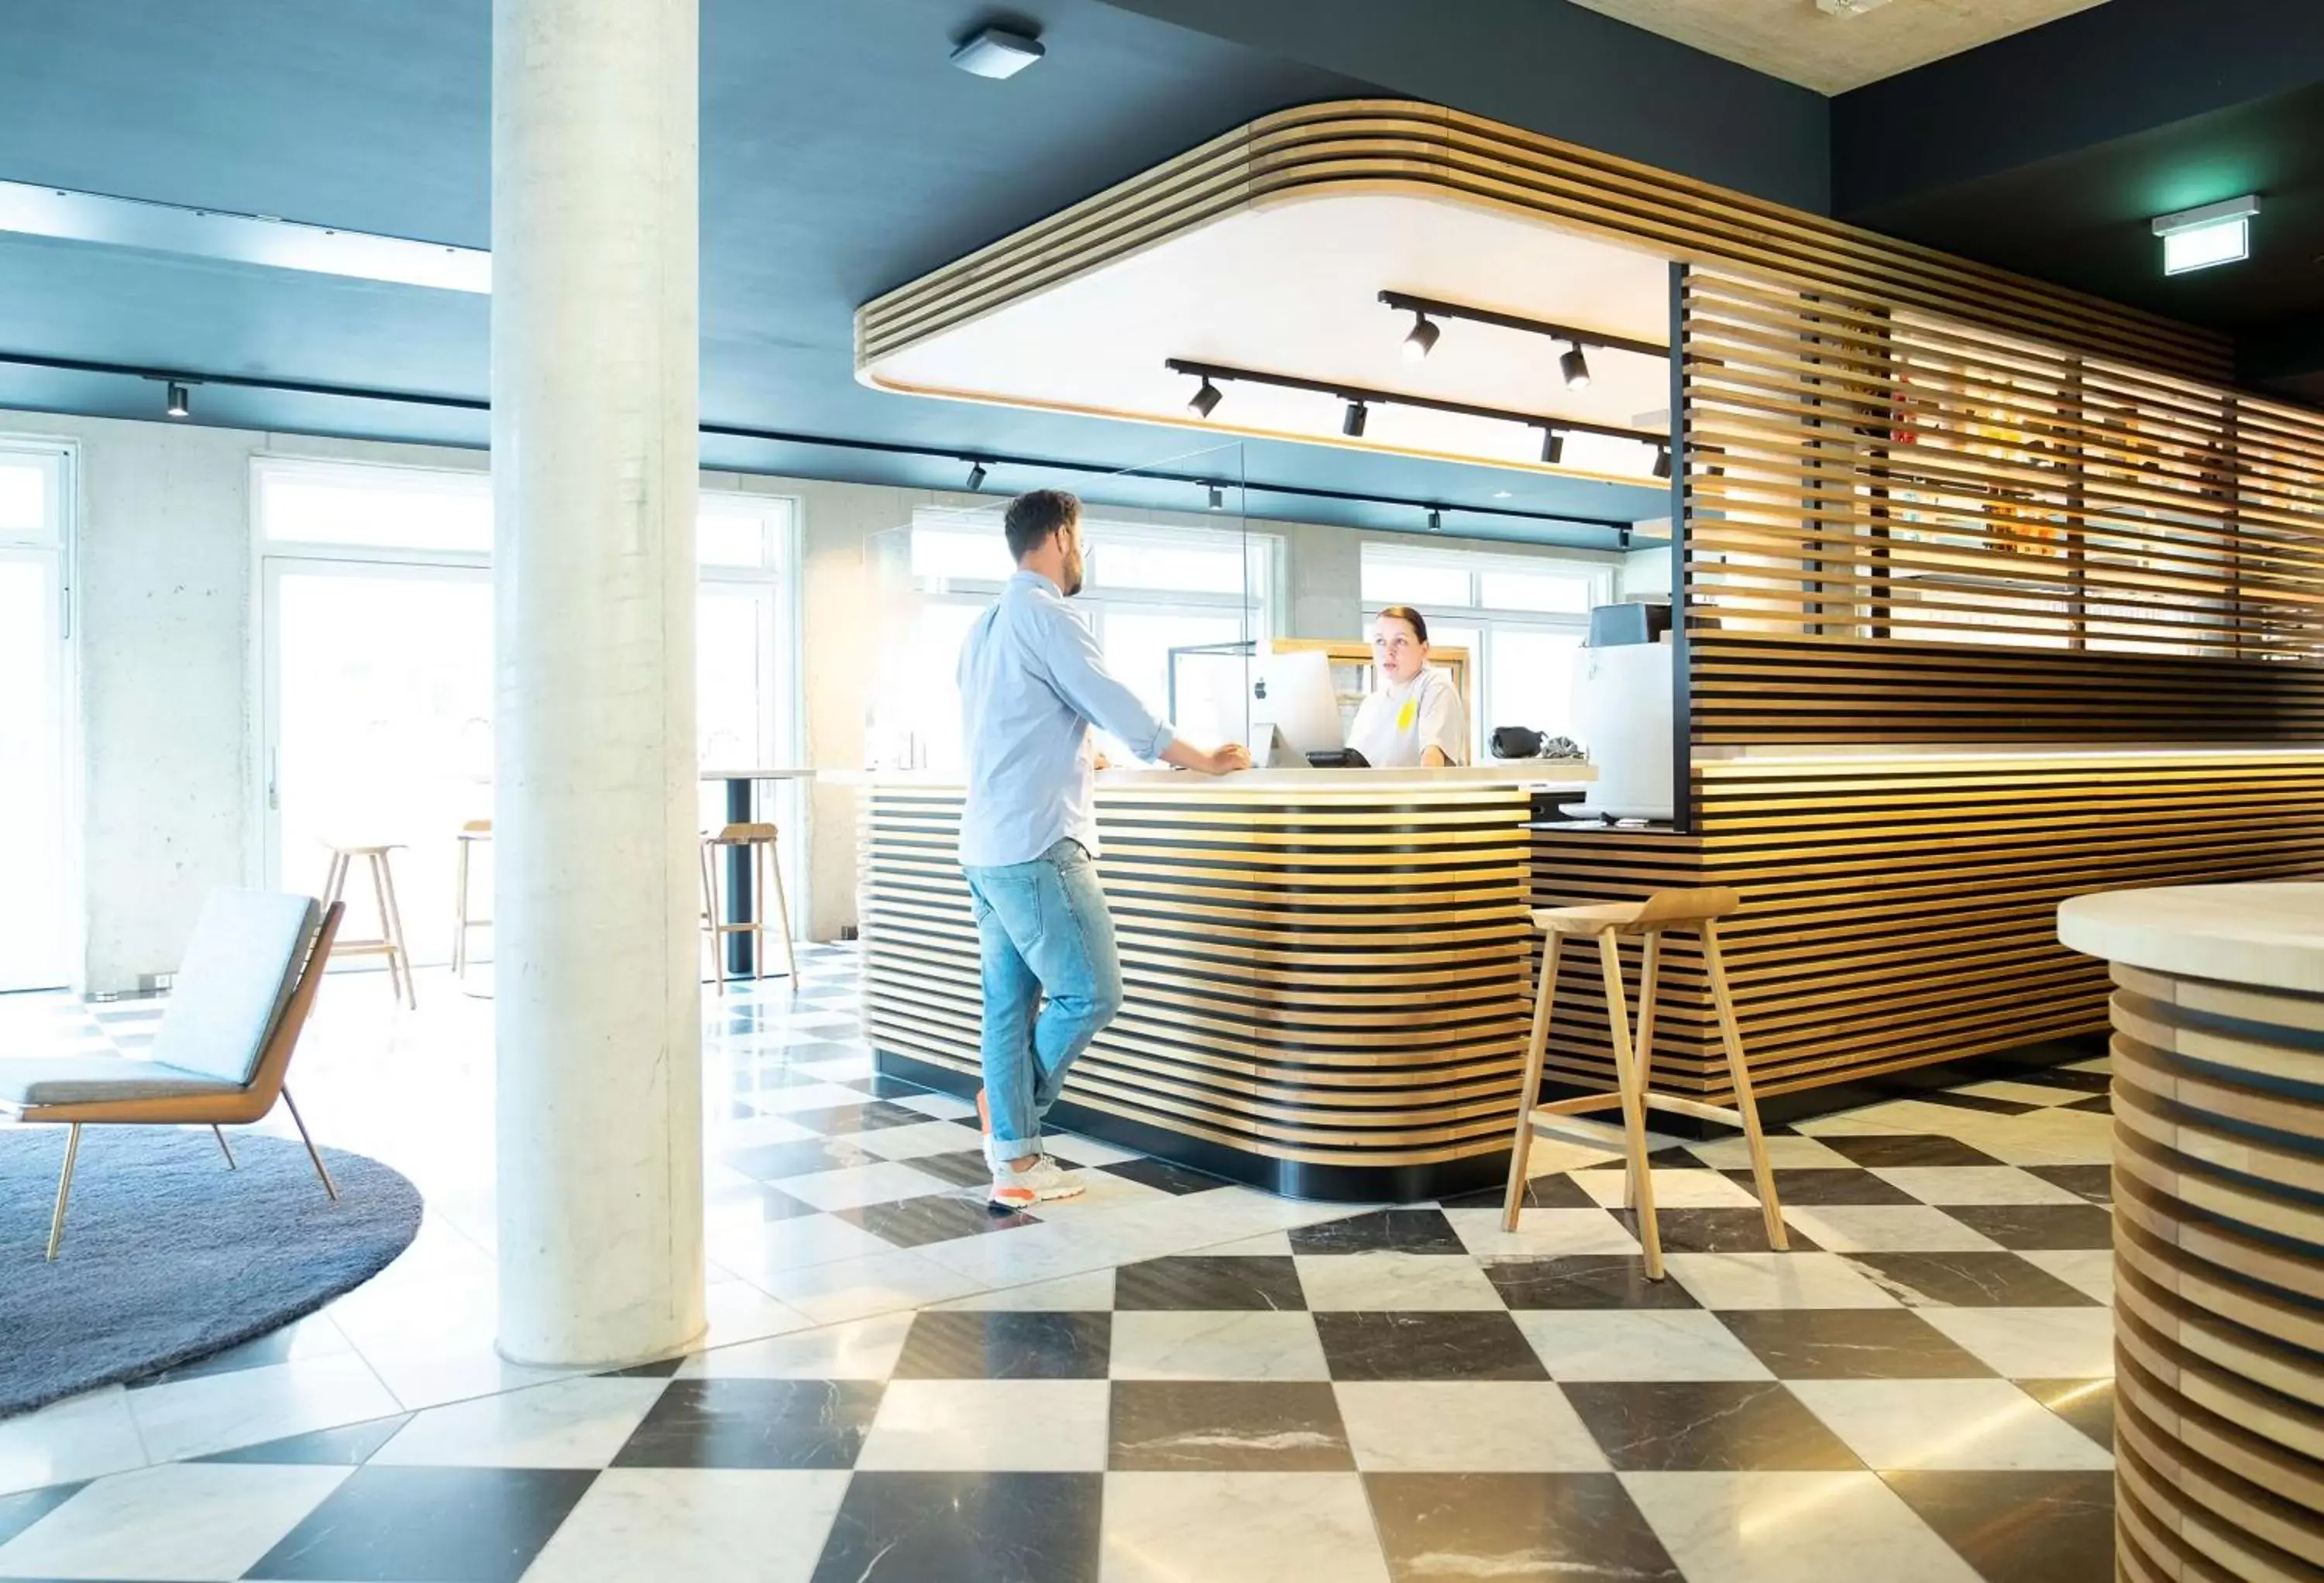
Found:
[0,945,2116,1581]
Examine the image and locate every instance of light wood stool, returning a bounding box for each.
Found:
[451,819,492,980]
[320,841,417,1009]
[1501,885,1785,1279]
[700,822,798,994]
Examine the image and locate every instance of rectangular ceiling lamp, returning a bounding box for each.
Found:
[2152,195,2259,276]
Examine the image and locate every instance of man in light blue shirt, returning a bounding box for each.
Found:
[958,489,1249,1207]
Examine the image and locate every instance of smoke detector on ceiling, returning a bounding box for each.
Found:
[951,26,1046,77]
[1815,0,1894,14]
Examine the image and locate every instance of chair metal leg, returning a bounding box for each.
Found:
[1703,921,1786,1251]
[281,1087,339,1201]
[212,1125,238,1169]
[1599,929,1663,1279]
[46,1123,82,1261]
[1501,933,1561,1231]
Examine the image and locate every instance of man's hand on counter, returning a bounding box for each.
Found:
[1158,738,1253,776]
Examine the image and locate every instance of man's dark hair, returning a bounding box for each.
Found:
[1003,489,1080,561]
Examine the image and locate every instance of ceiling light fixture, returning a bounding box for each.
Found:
[1206,485,1223,511]
[1164,359,1666,450]
[2152,194,2260,276]
[1652,447,1672,479]
[1401,313,1440,362]
[950,26,1045,78]
[1426,508,1443,534]
[1342,400,1368,438]
[965,461,988,491]
[1540,429,1566,465]
[1187,378,1222,420]
[1560,345,1591,391]
[164,380,190,418]
[1376,291,1667,363]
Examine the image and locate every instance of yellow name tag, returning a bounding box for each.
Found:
[1397,699,1417,732]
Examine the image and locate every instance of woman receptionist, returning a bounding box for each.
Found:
[1346,605,1469,767]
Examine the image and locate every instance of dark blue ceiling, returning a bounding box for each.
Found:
[0,0,1669,545]
[0,0,2316,538]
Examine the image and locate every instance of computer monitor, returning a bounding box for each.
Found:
[1251,648,1343,761]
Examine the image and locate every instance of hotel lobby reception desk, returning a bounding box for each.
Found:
[856,767,1590,1200]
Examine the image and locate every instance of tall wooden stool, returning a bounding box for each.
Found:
[1501,886,1784,1279]
[451,819,492,980]
[699,822,798,994]
[320,840,417,1009]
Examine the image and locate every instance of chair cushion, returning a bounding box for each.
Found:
[146,891,325,1086]
[0,1056,244,1107]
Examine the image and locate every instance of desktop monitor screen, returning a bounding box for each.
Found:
[1252,649,1342,758]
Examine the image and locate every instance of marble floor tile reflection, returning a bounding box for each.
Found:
[0,951,2123,1581]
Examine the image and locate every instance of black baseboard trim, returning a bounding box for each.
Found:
[874,1049,1511,1204]
[879,1033,2108,1199]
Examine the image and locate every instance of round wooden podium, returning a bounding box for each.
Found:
[2058,883,2324,1583]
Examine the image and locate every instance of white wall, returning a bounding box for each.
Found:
[4,409,1622,990]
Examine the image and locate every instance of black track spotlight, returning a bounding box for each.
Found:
[1401,313,1440,362]
[1426,508,1443,534]
[1559,345,1591,391]
[1187,378,1222,420]
[165,380,190,418]
[1342,400,1368,438]
[1540,428,1566,465]
[966,461,988,491]
[1652,446,1673,479]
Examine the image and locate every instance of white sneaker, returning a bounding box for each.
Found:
[989,1155,1085,1209]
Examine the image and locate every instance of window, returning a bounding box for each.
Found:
[0,443,73,991]
[253,460,807,952]
[1360,543,1611,755]
[898,513,1274,768]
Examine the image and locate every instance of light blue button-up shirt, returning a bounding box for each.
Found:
[957,570,1177,868]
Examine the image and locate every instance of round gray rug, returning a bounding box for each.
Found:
[0,1126,422,1417]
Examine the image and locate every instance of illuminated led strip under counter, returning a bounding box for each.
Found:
[2058,883,2324,1583]
[854,765,1590,1201]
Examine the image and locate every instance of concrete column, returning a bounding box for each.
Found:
[490,0,704,1365]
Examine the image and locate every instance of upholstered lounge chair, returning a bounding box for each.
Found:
[1,891,345,1259]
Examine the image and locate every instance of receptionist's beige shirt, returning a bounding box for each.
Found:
[1346,667,1467,767]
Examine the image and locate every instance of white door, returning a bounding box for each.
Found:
[263,560,495,967]
[0,448,72,992]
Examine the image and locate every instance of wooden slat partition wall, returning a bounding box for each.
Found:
[1685,264,2324,670]
[1533,752,2324,1104]
[860,780,1538,1172]
[857,101,2228,393]
[1693,634,2324,743]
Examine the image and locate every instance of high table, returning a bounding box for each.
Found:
[2057,882,2324,1583]
[854,764,1593,1200]
[701,768,815,977]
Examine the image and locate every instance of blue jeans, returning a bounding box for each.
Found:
[961,838,1124,1164]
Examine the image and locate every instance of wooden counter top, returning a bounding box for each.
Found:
[2058,881,2324,994]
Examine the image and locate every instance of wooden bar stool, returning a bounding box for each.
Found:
[699,822,798,994]
[451,819,492,980]
[1501,885,1784,1279]
[320,840,417,1009]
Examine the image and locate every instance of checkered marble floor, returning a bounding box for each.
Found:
[0,946,2117,1581]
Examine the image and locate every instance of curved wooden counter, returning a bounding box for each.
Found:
[858,767,1587,1200]
[2057,883,2324,1583]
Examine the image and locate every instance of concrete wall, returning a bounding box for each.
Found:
[5,410,1620,991]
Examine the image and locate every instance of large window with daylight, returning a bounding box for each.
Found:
[899,510,1273,768]
[255,459,804,965]
[1360,543,1609,756]
[0,443,73,991]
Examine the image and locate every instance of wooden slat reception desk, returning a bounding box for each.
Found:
[855,765,1591,1201]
